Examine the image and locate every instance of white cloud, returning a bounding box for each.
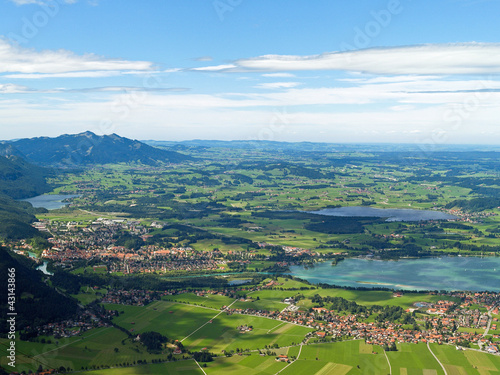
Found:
[5,70,153,79]
[338,75,443,84]
[191,64,237,72]
[195,43,500,75]
[262,73,296,78]
[2,93,500,143]
[254,82,301,89]
[0,83,31,93]
[0,83,187,94]
[193,56,213,62]
[0,38,153,74]
[2,51,500,144]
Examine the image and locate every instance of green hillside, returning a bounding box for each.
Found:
[0,247,78,335]
[0,155,52,240]
[0,155,51,199]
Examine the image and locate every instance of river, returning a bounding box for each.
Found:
[36,261,54,276]
[289,256,500,291]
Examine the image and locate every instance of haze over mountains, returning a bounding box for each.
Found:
[0,131,191,167]
[145,140,500,153]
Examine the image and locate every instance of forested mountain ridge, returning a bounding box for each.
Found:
[0,155,51,199]
[6,131,192,167]
[0,155,51,240]
[0,247,78,335]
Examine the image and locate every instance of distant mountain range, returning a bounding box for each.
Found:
[144,139,500,153]
[1,131,191,167]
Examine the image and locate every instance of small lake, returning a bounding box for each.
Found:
[289,257,500,291]
[310,206,456,222]
[21,194,80,210]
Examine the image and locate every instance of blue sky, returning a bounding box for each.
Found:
[1,0,500,144]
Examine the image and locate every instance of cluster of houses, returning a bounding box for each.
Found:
[447,208,498,223]
[107,257,222,274]
[101,289,163,306]
[29,310,113,339]
[20,218,233,273]
[237,325,253,333]
[223,300,498,350]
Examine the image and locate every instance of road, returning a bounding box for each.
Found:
[274,344,303,375]
[483,304,496,337]
[427,342,448,375]
[384,349,392,375]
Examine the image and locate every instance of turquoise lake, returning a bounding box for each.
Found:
[289,257,500,291]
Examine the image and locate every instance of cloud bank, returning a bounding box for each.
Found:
[193,43,500,75]
[0,39,153,74]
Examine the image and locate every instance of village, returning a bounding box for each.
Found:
[96,284,500,355]
[12,217,337,276]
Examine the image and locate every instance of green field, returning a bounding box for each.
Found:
[78,360,204,374]
[104,300,313,354]
[0,326,185,373]
[279,340,389,375]
[180,311,313,353]
[430,343,500,375]
[231,298,288,312]
[72,287,108,305]
[387,343,444,375]
[162,293,236,310]
[204,353,287,374]
[104,301,217,340]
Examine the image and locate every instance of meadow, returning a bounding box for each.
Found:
[78,360,204,374]
[386,343,444,375]
[161,293,236,310]
[105,300,313,353]
[281,340,389,375]
[429,343,500,375]
[0,326,183,373]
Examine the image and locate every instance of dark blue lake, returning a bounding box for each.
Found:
[310,206,456,222]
